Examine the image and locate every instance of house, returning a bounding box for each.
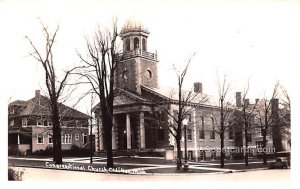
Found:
[8,90,90,155]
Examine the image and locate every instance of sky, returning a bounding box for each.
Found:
[1,0,300,112]
[1,0,300,185]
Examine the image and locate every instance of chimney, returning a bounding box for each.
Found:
[244,99,250,107]
[194,82,202,93]
[255,98,259,104]
[236,92,242,107]
[271,98,279,114]
[35,90,40,97]
[35,90,41,105]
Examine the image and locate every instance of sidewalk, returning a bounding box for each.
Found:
[8,156,270,175]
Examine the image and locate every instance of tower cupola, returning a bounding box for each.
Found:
[120,17,150,53]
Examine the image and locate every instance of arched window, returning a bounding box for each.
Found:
[210,118,215,140]
[126,38,130,51]
[199,117,205,139]
[142,38,146,51]
[134,37,139,49]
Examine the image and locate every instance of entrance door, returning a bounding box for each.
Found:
[122,133,127,150]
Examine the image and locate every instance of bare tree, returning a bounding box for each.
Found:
[215,72,233,168]
[254,81,280,165]
[278,85,291,145]
[26,21,77,164]
[151,54,208,170]
[238,81,257,166]
[77,19,119,168]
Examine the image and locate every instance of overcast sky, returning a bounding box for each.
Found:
[1,0,300,112]
[1,0,300,185]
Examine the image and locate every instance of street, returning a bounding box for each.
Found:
[14,166,290,182]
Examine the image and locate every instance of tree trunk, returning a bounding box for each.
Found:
[90,131,93,164]
[52,102,62,164]
[262,128,267,165]
[176,136,182,170]
[245,126,249,166]
[220,98,225,168]
[220,131,225,168]
[102,111,114,168]
[105,125,114,168]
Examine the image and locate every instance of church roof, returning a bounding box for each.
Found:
[141,85,220,107]
[92,88,152,112]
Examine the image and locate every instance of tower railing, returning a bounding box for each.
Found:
[118,49,158,61]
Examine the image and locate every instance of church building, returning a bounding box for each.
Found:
[93,18,242,161]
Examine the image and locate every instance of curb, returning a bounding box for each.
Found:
[9,164,271,176]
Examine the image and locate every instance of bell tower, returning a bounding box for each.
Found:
[116,17,158,94]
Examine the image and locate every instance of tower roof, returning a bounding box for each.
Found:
[121,17,149,36]
[123,17,146,30]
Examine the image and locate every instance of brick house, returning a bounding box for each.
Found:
[8,90,90,155]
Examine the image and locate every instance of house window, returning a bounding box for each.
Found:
[44,120,48,126]
[210,118,215,140]
[157,127,165,141]
[22,118,28,126]
[49,122,53,126]
[228,126,234,140]
[48,134,53,144]
[75,120,80,127]
[199,117,205,139]
[82,133,87,145]
[75,134,80,141]
[61,134,72,144]
[9,120,14,127]
[37,134,44,144]
[66,134,72,144]
[187,128,192,140]
[37,118,43,126]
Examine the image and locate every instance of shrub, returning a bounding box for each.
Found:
[33,146,53,156]
[8,168,23,181]
[8,148,24,156]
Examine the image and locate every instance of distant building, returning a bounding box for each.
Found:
[8,90,90,155]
